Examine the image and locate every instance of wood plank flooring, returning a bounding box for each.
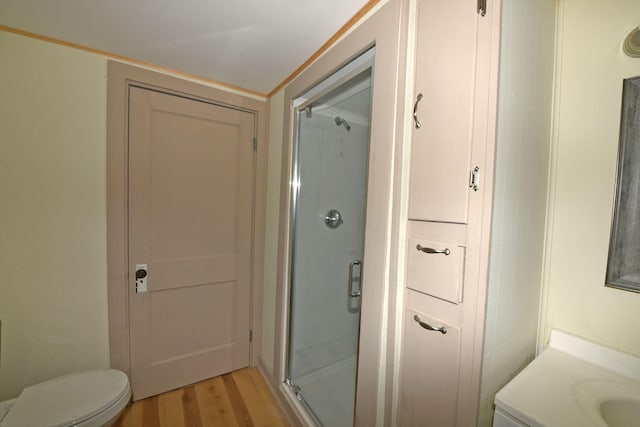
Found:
[114,368,290,427]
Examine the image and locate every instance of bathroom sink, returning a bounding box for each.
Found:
[494,330,640,427]
[600,399,640,427]
[574,379,640,427]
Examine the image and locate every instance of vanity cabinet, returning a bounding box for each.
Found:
[407,0,481,224]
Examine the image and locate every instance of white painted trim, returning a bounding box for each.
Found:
[537,0,565,356]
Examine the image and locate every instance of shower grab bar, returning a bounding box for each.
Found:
[413,93,423,129]
[413,314,447,334]
[348,260,362,298]
[416,244,451,256]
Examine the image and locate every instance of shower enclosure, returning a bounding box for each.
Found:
[285,54,373,426]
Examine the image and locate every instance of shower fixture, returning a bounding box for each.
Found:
[335,116,351,131]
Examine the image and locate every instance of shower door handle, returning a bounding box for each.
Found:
[348,260,362,298]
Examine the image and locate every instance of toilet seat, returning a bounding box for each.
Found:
[0,369,130,427]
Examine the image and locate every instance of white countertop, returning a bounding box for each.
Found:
[494,330,640,427]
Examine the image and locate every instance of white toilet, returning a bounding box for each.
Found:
[0,369,130,427]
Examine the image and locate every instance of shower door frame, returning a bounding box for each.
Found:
[272,1,409,425]
[284,61,373,425]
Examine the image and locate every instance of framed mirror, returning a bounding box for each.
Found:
[606,75,640,293]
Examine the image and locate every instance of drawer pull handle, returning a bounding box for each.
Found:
[413,315,447,334]
[416,244,450,256]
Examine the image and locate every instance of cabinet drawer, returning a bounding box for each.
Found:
[399,307,461,427]
[407,235,465,304]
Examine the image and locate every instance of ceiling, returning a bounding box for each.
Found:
[0,0,372,95]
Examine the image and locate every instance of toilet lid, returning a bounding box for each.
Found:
[1,369,129,427]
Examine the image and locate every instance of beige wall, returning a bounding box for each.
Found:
[0,31,109,400]
[540,0,640,355]
[0,30,267,401]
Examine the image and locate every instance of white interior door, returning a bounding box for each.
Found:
[128,86,254,400]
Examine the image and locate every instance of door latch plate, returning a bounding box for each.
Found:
[135,264,148,293]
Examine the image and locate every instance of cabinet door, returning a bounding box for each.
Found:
[398,306,461,426]
[408,0,480,223]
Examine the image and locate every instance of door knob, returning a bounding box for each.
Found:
[135,264,148,293]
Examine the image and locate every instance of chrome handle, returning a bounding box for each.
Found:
[413,93,423,129]
[414,315,447,334]
[469,166,480,191]
[416,244,451,256]
[348,260,361,298]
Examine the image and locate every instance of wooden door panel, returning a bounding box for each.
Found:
[408,0,479,223]
[399,306,461,427]
[150,255,236,291]
[128,86,254,400]
[149,283,237,360]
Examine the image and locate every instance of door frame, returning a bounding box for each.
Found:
[273,1,409,425]
[106,61,268,378]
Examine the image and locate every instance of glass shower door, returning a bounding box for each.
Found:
[287,68,372,426]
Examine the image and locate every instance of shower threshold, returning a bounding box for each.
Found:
[287,355,357,427]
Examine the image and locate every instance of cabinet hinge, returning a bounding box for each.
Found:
[249,329,253,343]
[477,0,486,16]
[253,137,257,151]
[469,166,480,191]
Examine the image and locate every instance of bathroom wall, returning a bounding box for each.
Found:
[540,0,640,356]
[0,31,109,400]
[0,30,266,401]
[478,0,556,425]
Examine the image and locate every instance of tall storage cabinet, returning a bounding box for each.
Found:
[397,0,556,425]
[398,0,501,425]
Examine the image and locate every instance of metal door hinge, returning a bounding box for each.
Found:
[469,166,480,191]
[249,329,253,342]
[477,0,486,16]
[253,137,257,151]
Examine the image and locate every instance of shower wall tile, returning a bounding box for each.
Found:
[478,0,555,425]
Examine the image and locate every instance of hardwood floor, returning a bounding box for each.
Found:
[114,368,290,427]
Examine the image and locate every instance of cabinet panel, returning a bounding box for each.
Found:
[407,220,467,304]
[399,307,461,427]
[407,236,465,304]
[408,0,479,223]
